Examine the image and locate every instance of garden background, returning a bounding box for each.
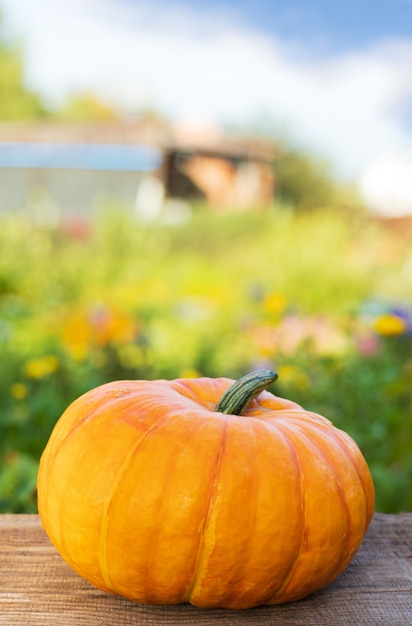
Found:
[0,7,411,515]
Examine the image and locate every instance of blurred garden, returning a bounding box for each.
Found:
[0,202,411,513]
[0,7,411,516]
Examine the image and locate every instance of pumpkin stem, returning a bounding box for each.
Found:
[215,369,278,416]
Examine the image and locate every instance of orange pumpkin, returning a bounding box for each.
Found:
[37,370,374,609]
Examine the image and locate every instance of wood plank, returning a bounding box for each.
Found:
[0,513,411,625]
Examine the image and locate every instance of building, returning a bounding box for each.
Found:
[0,118,276,222]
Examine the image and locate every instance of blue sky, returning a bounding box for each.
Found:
[145,0,412,52]
[2,0,412,213]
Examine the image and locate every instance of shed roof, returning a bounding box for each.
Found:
[0,142,162,172]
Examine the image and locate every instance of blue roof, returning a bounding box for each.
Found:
[0,142,163,172]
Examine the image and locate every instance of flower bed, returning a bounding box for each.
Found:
[1,205,411,512]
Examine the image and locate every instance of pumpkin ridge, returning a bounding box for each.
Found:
[233,419,261,592]
[257,419,307,603]
[276,415,374,535]
[184,418,228,603]
[269,419,362,601]
[313,424,372,585]
[42,389,140,560]
[234,417,306,605]
[285,422,353,586]
[318,444,360,585]
[97,410,172,591]
[265,408,332,427]
[47,387,139,475]
[331,428,375,534]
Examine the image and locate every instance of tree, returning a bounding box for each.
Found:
[0,11,47,120]
[275,147,338,211]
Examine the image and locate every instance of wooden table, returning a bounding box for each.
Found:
[1,513,411,625]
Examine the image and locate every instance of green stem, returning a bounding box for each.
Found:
[215,369,278,416]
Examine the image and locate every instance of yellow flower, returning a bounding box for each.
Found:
[105,310,137,346]
[24,355,59,379]
[373,314,407,337]
[62,306,138,359]
[61,312,90,357]
[65,343,88,362]
[10,382,29,400]
[263,293,287,316]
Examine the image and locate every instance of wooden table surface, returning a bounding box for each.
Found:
[0,513,411,625]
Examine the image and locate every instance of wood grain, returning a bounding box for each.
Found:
[0,513,411,625]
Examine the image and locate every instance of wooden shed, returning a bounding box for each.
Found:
[0,119,276,220]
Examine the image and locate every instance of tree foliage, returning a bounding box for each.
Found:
[275,147,338,211]
[0,11,47,120]
[56,92,120,122]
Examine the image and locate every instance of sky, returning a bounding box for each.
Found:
[2,0,412,214]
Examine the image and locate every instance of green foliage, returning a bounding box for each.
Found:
[0,13,47,120]
[56,91,119,122]
[0,205,411,513]
[276,147,339,210]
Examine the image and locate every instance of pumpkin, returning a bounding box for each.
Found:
[37,370,374,609]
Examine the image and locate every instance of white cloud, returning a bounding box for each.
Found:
[3,0,412,195]
[360,152,412,217]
